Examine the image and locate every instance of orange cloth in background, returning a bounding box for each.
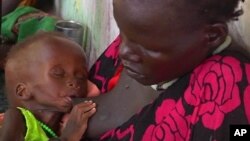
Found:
[19,0,36,6]
[107,65,124,91]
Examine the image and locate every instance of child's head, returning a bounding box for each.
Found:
[114,0,244,85]
[5,32,88,113]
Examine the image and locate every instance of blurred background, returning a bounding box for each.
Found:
[55,0,119,68]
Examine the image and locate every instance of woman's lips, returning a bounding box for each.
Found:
[124,66,146,79]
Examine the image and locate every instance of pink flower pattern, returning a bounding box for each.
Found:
[142,99,191,141]
[100,125,135,141]
[244,64,250,123]
[184,55,242,130]
[99,54,248,141]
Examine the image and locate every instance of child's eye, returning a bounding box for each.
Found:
[54,72,65,77]
[75,72,87,80]
[50,68,65,78]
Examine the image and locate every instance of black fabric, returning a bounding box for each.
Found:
[88,36,122,93]
[0,70,7,112]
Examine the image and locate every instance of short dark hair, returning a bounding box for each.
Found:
[5,31,68,63]
[195,0,245,22]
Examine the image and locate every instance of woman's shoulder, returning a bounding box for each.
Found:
[197,44,250,77]
[192,46,249,83]
[218,44,250,62]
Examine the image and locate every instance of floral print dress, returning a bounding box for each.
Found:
[88,36,122,93]
[90,46,250,141]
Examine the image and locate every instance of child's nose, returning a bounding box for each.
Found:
[66,79,80,89]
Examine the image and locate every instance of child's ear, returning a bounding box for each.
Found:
[205,23,228,49]
[16,83,32,100]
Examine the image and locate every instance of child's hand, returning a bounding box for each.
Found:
[60,101,96,141]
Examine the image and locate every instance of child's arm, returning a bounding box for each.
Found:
[58,101,96,141]
[0,108,26,141]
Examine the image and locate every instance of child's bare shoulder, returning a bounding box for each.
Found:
[4,108,23,119]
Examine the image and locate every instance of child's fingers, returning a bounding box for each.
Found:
[80,107,96,121]
[77,102,96,113]
[77,100,94,107]
[71,101,96,114]
[77,101,96,119]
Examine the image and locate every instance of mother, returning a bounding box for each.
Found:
[84,0,250,140]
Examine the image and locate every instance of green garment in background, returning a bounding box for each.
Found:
[1,6,56,42]
[18,107,49,141]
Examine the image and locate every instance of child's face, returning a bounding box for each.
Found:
[114,0,210,85]
[25,37,88,113]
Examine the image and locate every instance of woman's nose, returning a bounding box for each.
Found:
[119,42,142,63]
